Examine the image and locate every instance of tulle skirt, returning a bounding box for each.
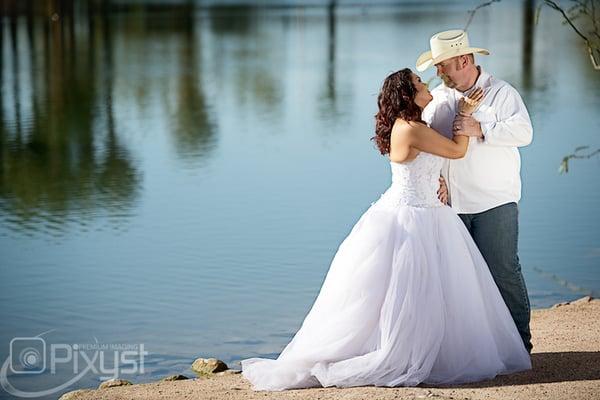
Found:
[241,201,531,390]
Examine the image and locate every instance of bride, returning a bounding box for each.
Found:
[241,68,532,390]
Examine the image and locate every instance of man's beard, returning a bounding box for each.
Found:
[440,74,457,88]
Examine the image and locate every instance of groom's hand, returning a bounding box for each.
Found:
[453,114,483,138]
[437,177,448,205]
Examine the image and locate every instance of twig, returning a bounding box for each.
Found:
[464,0,502,31]
[466,0,600,70]
[543,1,588,42]
[592,0,599,33]
[559,146,600,173]
[541,0,599,69]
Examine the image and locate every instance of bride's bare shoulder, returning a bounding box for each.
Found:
[392,119,427,137]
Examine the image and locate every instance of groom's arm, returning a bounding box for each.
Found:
[455,85,533,147]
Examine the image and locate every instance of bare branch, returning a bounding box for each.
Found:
[559,146,600,173]
[464,0,502,31]
[543,0,589,41]
[543,0,600,69]
[589,0,599,39]
[466,0,600,70]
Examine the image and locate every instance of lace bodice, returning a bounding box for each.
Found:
[374,152,444,208]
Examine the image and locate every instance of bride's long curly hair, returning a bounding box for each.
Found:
[372,68,425,155]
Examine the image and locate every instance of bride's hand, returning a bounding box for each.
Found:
[457,87,484,116]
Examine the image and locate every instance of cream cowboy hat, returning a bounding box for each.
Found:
[415,29,490,72]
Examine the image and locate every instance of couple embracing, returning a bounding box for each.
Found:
[241,29,534,390]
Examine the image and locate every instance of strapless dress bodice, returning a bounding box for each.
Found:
[375,152,444,208]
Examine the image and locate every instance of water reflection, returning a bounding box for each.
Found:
[522,0,535,91]
[172,21,215,162]
[208,5,283,120]
[318,1,338,118]
[1,2,389,239]
[1,2,138,236]
[0,1,222,235]
[209,4,257,35]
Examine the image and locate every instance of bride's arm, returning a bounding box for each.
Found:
[391,88,483,160]
[393,121,468,160]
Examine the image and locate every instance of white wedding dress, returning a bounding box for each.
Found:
[241,151,532,390]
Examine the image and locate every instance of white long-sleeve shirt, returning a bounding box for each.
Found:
[422,67,533,214]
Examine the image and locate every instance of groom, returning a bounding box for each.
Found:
[417,29,534,353]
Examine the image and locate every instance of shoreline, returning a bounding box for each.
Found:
[61,296,600,400]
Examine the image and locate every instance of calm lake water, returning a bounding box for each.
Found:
[1,1,599,398]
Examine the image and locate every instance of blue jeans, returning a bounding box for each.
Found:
[458,202,533,353]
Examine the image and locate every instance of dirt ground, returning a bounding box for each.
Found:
[61,297,600,400]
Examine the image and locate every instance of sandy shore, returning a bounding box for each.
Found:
[63,297,600,400]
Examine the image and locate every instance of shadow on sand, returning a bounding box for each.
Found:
[448,351,600,388]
